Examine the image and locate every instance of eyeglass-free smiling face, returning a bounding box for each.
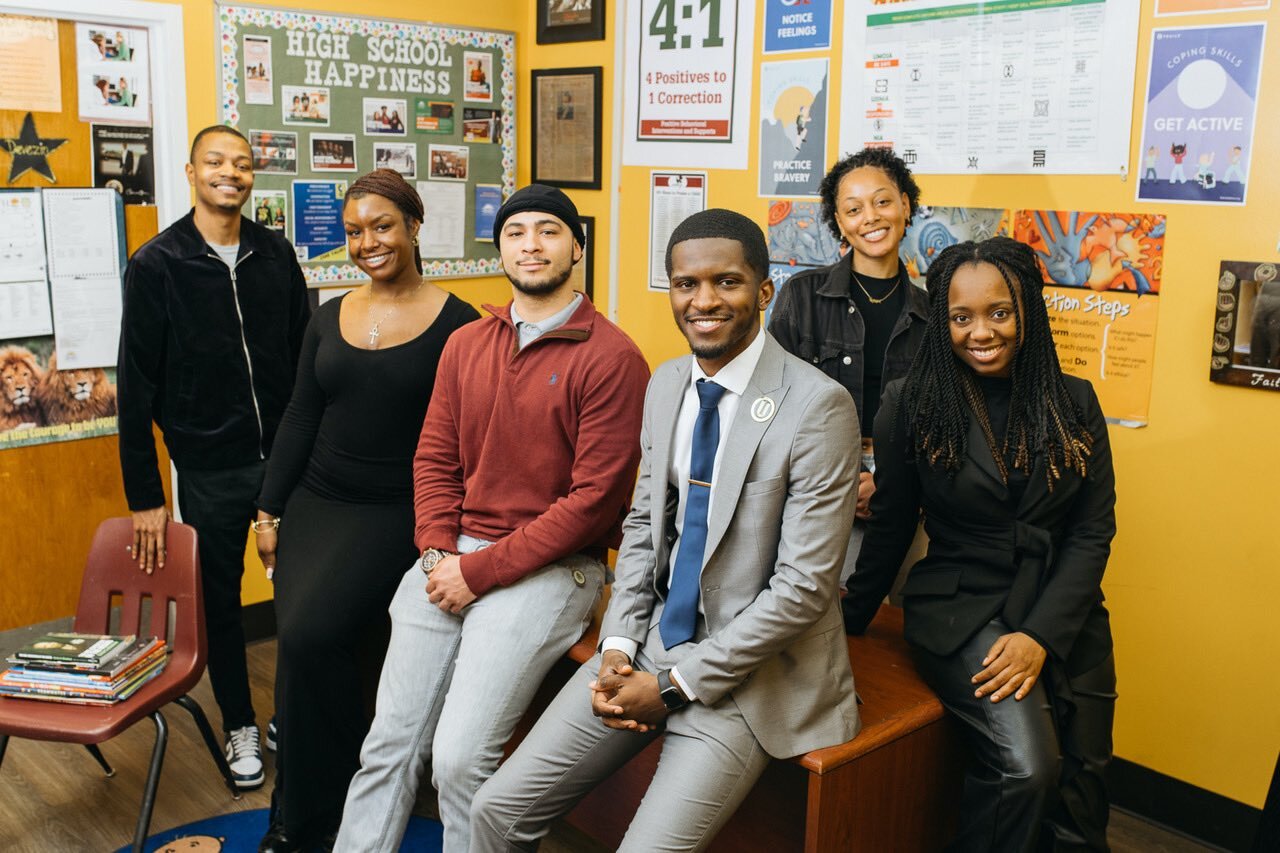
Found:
[344,193,419,283]
[668,237,773,376]
[833,165,910,268]
[499,211,582,296]
[948,261,1023,378]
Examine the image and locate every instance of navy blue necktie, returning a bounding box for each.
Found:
[661,379,726,649]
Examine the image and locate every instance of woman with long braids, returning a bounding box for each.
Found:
[769,147,929,583]
[844,237,1117,851]
[253,169,479,851]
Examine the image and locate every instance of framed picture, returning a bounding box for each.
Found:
[568,214,595,301]
[531,67,602,190]
[1209,260,1280,393]
[537,0,606,44]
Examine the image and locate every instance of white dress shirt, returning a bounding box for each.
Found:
[603,329,767,701]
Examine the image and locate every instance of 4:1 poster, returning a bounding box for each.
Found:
[624,0,756,169]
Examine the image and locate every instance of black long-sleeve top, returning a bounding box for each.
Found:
[257,292,479,516]
[845,374,1116,673]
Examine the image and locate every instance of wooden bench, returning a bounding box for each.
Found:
[511,604,965,852]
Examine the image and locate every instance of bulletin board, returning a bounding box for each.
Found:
[216,3,516,284]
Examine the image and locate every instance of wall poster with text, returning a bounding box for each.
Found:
[1135,23,1266,206]
[624,0,756,169]
[758,59,828,198]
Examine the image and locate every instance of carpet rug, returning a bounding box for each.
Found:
[115,808,443,852]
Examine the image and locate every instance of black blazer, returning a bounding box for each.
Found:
[844,375,1116,676]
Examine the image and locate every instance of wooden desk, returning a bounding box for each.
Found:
[514,604,965,852]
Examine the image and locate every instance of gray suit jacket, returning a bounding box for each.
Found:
[601,333,862,759]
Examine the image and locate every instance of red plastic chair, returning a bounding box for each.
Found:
[0,518,240,852]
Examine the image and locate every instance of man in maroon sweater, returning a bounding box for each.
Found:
[337,185,650,852]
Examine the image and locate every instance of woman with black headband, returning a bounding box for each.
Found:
[253,169,479,851]
[845,237,1117,851]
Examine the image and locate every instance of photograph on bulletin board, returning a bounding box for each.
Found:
[218,4,516,284]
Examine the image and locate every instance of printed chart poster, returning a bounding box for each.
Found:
[1209,260,1280,392]
[649,172,707,291]
[1013,210,1168,427]
[901,206,1011,287]
[758,59,828,198]
[624,0,756,169]
[1136,24,1265,206]
[292,180,347,263]
[1157,0,1270,14]
[837,0,1140,175]
[763,0,833,53]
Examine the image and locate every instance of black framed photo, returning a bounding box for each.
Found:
[531,67,602,190]
[569,214,595,302]
[1209,260,1280,393]
[536,0,606,44]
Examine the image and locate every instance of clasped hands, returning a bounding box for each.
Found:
[972,631,1047,703]
[589,650,672,733]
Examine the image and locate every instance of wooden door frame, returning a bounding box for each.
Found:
[0,0,190,228]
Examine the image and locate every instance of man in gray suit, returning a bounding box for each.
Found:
[469,209,861,852]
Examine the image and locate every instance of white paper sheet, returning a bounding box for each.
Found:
[0,280,53,338]
[0,189,47,283]
[648,171,707,292]
[415,181,465,259]
[42,189,123,368]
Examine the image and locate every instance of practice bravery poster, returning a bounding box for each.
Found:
[1136,23,1265,206]
[758,59,828,198]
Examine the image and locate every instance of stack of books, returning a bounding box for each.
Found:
[0,632,168,705]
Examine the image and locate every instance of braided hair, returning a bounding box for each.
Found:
[345,168,425,273]
[896,237,1093,490]
[818,147,922,242]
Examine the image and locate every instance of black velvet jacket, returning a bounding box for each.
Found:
[117,210,311,510]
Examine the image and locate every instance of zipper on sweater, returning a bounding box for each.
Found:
[212,250,266,459]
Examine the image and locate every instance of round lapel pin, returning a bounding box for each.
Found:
[750,396,776,423]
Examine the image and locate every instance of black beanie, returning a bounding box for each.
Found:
[492,184,586,249]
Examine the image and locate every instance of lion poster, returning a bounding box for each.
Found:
[0,337,118,449]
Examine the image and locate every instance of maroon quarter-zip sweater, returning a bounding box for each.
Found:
[413,295,650,595]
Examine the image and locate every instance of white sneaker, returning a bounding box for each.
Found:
[224,725,264,789]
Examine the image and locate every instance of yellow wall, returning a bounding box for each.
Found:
[161,0,1277,810]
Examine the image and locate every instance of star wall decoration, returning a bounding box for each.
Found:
[0,113,68,184]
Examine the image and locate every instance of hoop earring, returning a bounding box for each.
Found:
[412,236,419,246]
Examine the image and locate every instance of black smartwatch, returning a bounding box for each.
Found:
[656,669,689,711]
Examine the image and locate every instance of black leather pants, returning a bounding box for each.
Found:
[913,619,1117,852]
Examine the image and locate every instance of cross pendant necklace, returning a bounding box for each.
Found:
[366,280,424,349]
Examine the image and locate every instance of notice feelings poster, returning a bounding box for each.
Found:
[1136,24,1265,206]
[758,59,828,198]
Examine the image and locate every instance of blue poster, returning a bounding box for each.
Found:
[1136,23,1265,206]
[763,0,832,53]
[291,180,348,262]
[474,183,503,242]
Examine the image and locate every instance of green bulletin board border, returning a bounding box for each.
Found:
[216,2,515,283]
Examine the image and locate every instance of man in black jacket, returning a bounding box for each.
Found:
[116,125,311,788]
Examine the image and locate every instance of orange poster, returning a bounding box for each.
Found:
[1013,211,1167,427]
[1156,0,1270,15]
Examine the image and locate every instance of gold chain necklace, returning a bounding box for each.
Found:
[851,268,901,305]
[366,280,424,348]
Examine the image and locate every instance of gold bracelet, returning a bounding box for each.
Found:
[251,517,280,533]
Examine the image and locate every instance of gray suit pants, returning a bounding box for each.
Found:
[470,618,771,852]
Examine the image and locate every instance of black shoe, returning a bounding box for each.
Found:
[258,821,304,853]
[265,716,278,753]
